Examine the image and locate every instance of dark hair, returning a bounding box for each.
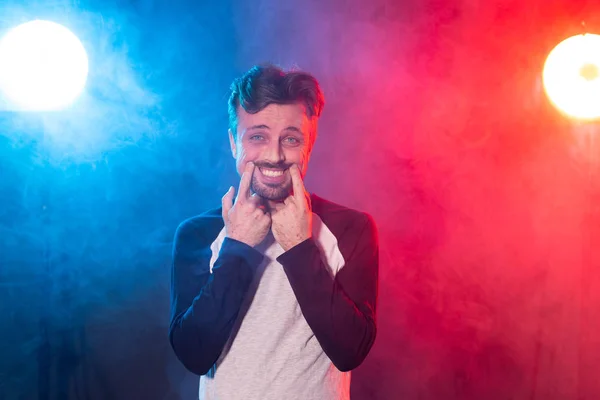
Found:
[227,64,325,139]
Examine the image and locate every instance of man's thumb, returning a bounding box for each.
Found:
[222,186,235,216]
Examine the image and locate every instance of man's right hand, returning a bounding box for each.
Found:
[222,162,271,248]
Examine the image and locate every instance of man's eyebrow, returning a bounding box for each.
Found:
[283,126,302,133]
[247,124,270,130]
[246,125,302,133]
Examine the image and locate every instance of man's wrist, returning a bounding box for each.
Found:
[280,234,312,252]
[226,234,256,248]
[220,237,264,266]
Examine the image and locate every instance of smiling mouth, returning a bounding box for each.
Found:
[258,167,287,177]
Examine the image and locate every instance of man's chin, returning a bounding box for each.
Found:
[256,192,289,202]
[252,183,291,202]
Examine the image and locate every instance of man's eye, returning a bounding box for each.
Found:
[249,135,264,141]
[284,137,299,144]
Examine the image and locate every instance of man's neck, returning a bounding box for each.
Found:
[266,199,284,211]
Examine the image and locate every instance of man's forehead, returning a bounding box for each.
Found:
[238,103,310,126]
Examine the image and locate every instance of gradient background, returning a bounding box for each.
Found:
[1,0,600,399]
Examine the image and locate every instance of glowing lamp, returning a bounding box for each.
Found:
[543,33,600,121]
[0,20,89,111]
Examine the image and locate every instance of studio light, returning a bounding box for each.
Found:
[543,33,600,121]
[0,20,89,111]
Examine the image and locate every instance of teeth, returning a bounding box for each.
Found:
[260,168,284,177]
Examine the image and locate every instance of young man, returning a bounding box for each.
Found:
[169,64,379,400]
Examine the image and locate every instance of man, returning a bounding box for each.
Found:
[169,64,379,400]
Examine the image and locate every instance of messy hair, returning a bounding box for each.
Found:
[227,64,325,140]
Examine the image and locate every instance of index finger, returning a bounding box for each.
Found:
[290,164,306,201]
[238,162,255,201]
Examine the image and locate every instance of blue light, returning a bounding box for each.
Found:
[0,20,89,111]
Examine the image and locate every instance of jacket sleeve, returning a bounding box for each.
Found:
[168,217,264,375]
[276,212,379,372]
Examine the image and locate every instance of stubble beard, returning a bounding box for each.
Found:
[251,175,292,202]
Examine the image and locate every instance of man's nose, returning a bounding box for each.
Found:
[262,140,284,164]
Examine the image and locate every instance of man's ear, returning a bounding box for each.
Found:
[228,129,237,159]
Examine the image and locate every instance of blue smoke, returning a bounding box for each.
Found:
[0,0,238,398]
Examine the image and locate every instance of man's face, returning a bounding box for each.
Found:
[229,103,315,202]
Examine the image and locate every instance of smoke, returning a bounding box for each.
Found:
[0,1,171,165]
[0,1,237,398]
[229,0,600,399]
[2,0,600,399]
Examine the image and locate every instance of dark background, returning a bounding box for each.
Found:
[1,0,600,399]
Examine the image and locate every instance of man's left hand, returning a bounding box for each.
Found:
[271,164,312,252]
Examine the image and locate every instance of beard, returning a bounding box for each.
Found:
[251,174,292,201]
[250,161,293,201]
